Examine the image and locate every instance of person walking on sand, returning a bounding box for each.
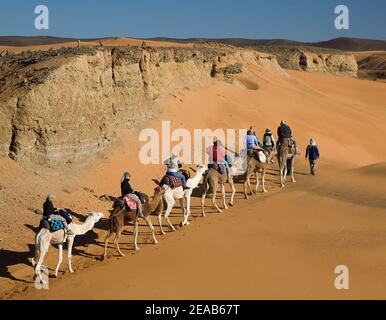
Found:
[305,139,320,175]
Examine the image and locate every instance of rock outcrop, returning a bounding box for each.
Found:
[255,46,358,78]
[0,46,282,165]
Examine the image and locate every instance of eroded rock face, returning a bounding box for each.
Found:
[0,47,283,165]
[255,46,358,78]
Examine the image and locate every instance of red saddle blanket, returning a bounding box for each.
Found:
[123,196,138,210]
[167,175,183,189]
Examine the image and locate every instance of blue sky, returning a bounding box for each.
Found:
[0,0,385,41]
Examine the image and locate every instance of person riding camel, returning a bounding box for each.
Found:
[262,128,276,151]
[206,138,230,174]
[40,194,73,235]
[277,120,297,151]
[305,139,320,175]
[121,172,145,218]
[164,154,190,190]
[244,129,261,156]
[249,125,257,136]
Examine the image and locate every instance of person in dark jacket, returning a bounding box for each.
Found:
[121,172,144,218]
[40,194,73,234]
[277,120,297,152]
[305,139,320,175]
[277,120,292,141]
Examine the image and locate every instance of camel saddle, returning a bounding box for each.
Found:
[161,175,183,189]
[248,148,270,163]
[123,196,138,210]
[113,191,148,211]
[160,170,190,189]
[208,163,227,175]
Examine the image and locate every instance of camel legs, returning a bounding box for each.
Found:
[221,184,228,210]
[164,198,176,231]
[183,193,191,226]
[54,244,63,278]
[157,214,166,235]
[179,198,188,225]
[114,226,125,256]
[244,171,254,199]
[201,190,208,217]
[211,184,223,213]
[133,220,140,251]
[279,160,286,187]
[262,168,268,193]
[255,172,260,193]
[143,216,158,244]
[34,245,49,284]
[67,236,75,273]
[290,158,296,183]
[228,177,236,206]
[103,228,113,259]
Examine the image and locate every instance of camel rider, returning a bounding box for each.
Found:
[277,120,296,151]
[244,129,261,156]
[262,128,276,151]
[164,154,190,190]
[121,172,145,218]
[40,194,73,235]
[206,139,230,174]
[249,125,257,136]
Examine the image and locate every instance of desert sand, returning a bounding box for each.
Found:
[0,56,386,299]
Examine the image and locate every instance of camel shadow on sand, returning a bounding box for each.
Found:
[0,244,34,283]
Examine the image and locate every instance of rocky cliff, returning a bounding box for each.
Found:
[255,46,358,78]
[0,46,282,165]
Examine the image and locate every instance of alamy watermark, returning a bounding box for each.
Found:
[335,5,349,30]
[34,265,50,290]
[138,121,248,165]
[34,5,49,30]
[335,265,349,290]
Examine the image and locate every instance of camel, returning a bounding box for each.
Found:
[243,149,276,199]
[154,165,207,232]
[277,138,297,187]
[32,212,104,284]
[201,166,236,217]
[103,186,164,258]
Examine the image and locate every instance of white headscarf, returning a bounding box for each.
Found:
[310,139,316,146]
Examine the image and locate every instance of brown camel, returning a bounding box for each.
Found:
[277,138,297,187]
[201,167,230,217]
[102,186,165,258]
[243,149,276,199]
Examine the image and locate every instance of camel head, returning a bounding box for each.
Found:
[196,164,208,173]
[154,186,166,197]
[88,212,104,223]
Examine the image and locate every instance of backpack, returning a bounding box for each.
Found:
[264,134,273,146]
[58,210,73,224]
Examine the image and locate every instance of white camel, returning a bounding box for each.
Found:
[157,165,207,233]
[32,212,104,284]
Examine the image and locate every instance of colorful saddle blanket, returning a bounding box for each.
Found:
[50,220,65,232]
[123,196,138,210]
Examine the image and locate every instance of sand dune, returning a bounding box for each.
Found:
[0,58,385,299]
